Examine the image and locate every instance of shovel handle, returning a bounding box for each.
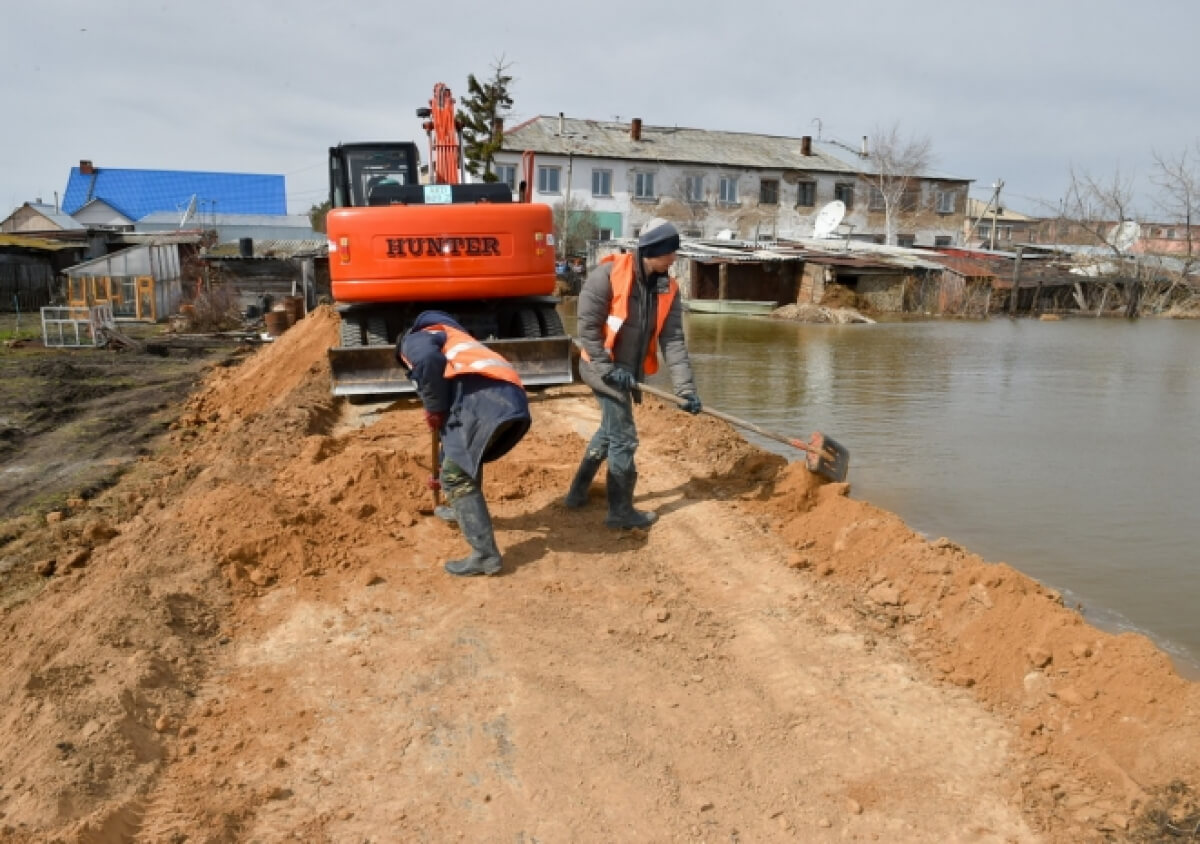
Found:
[430,428,443,508]
[635,382,830,460]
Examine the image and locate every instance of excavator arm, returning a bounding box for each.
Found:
[422,82,464,186]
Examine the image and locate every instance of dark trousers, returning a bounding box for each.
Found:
[585,390,638,476]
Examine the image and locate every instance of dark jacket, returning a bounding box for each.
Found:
[576,251,697,401]
[399,310,531,479]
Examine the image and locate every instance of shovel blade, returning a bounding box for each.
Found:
[805,432,850,482]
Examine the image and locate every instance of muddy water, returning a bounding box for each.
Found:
[565,303,1200,674]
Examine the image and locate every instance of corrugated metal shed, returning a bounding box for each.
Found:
[599,235,942,272]
[137,211,319,242]
[62,165,286,220]
[204,239,326,259]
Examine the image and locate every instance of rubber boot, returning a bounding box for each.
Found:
[444,489,503,576]
[604,470,658,529]
[564,452,604,509]
[433,504,458,524]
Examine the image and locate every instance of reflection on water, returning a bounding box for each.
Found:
[568,301,1200,674]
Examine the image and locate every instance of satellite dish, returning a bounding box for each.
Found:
[812,200,846,238]
[1107,220,1141,253]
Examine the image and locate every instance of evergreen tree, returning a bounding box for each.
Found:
[458,59,514,182]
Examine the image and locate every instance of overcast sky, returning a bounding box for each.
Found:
[5,0,1197,220]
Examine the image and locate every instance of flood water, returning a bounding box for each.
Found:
[569,305,1200,675]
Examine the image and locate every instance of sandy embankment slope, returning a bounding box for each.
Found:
[0,306,1196,843]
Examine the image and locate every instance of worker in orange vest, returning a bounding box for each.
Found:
[399,311,531,576]
[570,219,702,528]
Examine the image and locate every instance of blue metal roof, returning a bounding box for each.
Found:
[61,166,286,220]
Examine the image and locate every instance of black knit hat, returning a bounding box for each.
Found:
[637,219,681,258]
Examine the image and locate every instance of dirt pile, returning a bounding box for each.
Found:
[0,306,1197,842]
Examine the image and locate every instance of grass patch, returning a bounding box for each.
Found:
[0,312,45,344]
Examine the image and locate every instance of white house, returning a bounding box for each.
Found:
[495,116,971,251]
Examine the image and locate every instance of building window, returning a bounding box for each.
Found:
[591,168,612,197]
[868,187,886,211]
[834,182,855,209]
[719,176,739,204]
[537,166,561,194]
[759,179,779,205]
[684,174,705,203]
[597,228,613,241]
[897,234,915,248]
[795,181,816,207]
[495,164,516,191]
[634,171,656,200]
[936,189,956,214]
[935,236,952,247]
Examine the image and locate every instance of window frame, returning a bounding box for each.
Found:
[633,171,656,200]
[935,189,956,215]
[868,186,886,212]
[495,163,516,191]
[759,178,779,206]
[536,165,561,195]
[795,181,816,208]
[718,175,739,205]
[591,168,612,198]
[684,174,705,204]
[834,182,855,210]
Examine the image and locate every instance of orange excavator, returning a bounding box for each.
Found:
[325,83,572,397]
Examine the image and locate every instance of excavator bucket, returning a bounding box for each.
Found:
[328,336,575,398]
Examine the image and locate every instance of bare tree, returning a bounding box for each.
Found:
[1060,164,1138,257]
[1059,165,1150,316]
[864,123,933,245]
[1151,144,1199,275]
[553,194,600,261]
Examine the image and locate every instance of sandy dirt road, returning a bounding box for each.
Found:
[0,308,1197,843]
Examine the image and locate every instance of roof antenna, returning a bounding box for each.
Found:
[811,118,822,141]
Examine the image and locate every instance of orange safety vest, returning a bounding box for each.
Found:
[585,253,678,376]
[403,323,525,388]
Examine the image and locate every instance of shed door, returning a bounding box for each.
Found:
[136,276,155,321]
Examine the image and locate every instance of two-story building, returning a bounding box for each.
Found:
[962,197,1041,249]
[495,116,970,252]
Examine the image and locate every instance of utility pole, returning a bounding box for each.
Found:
[965,180,1004,248]
[989,180,1004,250]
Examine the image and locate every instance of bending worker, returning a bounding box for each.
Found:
[567,218,702,528]
[398,310,531,576]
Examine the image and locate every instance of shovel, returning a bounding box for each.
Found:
[425,428,459,523]
[636,382,850,483]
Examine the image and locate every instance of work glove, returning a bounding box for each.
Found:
[680,393,702,415]
[603,366,637,393]
[424,410,447,431]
